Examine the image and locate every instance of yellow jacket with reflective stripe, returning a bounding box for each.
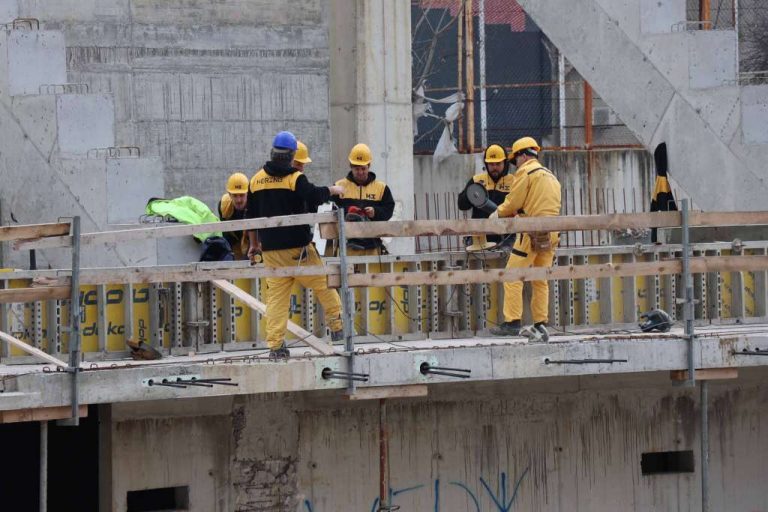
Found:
[496,159,561,218]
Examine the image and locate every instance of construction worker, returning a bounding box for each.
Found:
[332,143,395,255]
[293,140,311,172]
[490,137,562,340]
[457,143,516,248]
[217,172,250,259]
[247,131,345,358]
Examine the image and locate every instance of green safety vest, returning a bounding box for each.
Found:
[145,196,223,242]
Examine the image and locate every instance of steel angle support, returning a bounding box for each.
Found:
[598,254,613,324]
[172,282,183,348]
[249,279,261,342]
[46,298,61,355]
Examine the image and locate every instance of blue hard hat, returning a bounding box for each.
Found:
[272,131,298,151]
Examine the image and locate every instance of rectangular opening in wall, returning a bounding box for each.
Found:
[127,486,189,512]
[641,450,695,475]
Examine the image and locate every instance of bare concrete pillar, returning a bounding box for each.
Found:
[330,0,415,254]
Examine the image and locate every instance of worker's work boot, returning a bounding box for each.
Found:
[269,346,290,360]
[534,322,550,343]
[490,320,521,337]
[331,330,345,342]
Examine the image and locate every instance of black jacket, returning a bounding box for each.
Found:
[457,170,515,244]
[247,160,330,251]
[331,171,395,249]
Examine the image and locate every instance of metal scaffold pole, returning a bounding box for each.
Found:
[68,216,82,424]
[336,208,356,394]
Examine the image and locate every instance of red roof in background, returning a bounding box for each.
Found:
[417,0,527,32]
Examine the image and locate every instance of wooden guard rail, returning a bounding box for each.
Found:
[3,211,768,301]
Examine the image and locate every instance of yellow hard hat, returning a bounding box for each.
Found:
[509,137,540,160]
[348,143,372,166]
[484,144,506,163]
[226,172,249,194]
[295,141,312,164]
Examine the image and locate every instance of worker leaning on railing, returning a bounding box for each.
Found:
[457,143,516,248]
[245,130,345,359]
[331,143,396,256]
[218,172,250,260]
[489,136,562,341]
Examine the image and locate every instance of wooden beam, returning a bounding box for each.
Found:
[690,211,768,227]
[0,222,70,242]
[0,330,69,367]
[0,405,87,424]
[670,368,737,381]
[211,279,334,356]
[327,255,768,288]
[346,384,429,401]
[0,286,70,304]
[31,264,342,287]
[16,212,337,250]
[344,212,683,239]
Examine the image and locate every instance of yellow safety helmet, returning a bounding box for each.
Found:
[509,136,541,160]
[226,172,249,194]
[348,143,372,166]
[295,141,312,164]
[484,144,506,163]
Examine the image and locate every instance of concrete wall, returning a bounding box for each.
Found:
[15,0,332,206]
[103,368,768,511]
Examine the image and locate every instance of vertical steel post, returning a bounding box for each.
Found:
[681,199,695,385]
[477,0,487,148]
[336,208,356,394]
[378,398,389,512]
[68,216,82,424]
[40,420,48,512]
[464,0,475,153]
[700,380,710,512]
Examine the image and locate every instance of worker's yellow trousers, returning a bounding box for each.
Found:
[502,232,559,324]
[262,244,343,350]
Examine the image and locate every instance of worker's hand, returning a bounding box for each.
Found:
[247,243,261,258]
[488,210,499,219]
[363,207,375,219]
[329,185,344,196]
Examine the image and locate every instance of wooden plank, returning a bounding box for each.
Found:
[0,405,87,424]
[691,211,768,227]
[211,279,334,356]
[33,264,342,287]
[327,255,768,288]
[0,330,69,367]
[344,212,682,239]
[16,212,337,250]
[0,222,70,242]
[0,286,70,304]
[346,384,429,401]
[670,368,738,381]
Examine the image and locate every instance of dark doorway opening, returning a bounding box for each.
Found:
[0,405,100,511]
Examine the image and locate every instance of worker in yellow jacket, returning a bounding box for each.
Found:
[217,172,250,259]
[247,131,345,359]
[490,137,562,340]
[332,143,395,256]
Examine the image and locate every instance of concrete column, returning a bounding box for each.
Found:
[330,0,415,254]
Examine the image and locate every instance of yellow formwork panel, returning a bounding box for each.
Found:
[7,279,33,356]
[79,285,99,352]
[486,282,501,327]
[636,271,650,320]
[366,262,389,336]
[233,278,254,342]
[392,262,412,334]
[132,284,152,345]
[611,254,626,323]
[720,250,733,318]
[743,250,758,318]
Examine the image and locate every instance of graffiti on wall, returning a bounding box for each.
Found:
[303,468,529,512]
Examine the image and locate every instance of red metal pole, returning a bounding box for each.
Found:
[583,81,593,149]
